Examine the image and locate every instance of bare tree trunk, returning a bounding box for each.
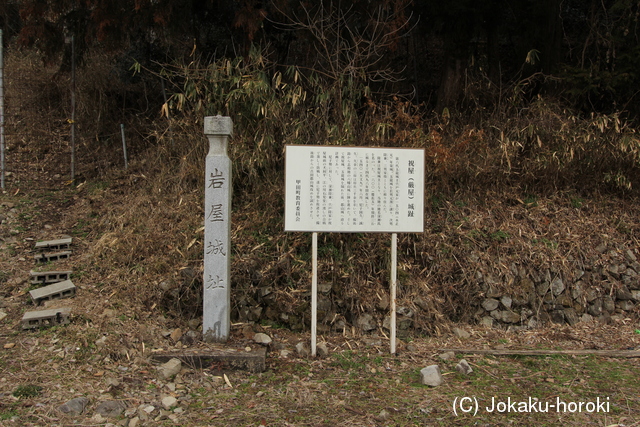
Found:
[436,56,464,112]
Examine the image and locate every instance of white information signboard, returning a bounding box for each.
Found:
[285,145,425,233]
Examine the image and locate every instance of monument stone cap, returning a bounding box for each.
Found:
[204,116,233,137]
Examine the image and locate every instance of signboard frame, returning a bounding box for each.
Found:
[284,145,424,234]
[284,145,425,355]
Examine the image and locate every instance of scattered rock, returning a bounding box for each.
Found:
[316,342,329,357]
[91,413,106,423]
[481,298,499,311]
[253,333,272,345]
[58,397,89,415]
[455,359,473,375]
[616,300,635,311]
[550,277,565,296]
[0,310,7,322]
[377,409,391,421]
[182,330,199,345]
[356,313,377,331]
[439,351,455,361]
[170,328,183,342]
[161,396,178,410]
[452,327,470,339]
[603,296,616,313]
[159,358,182,379]
[480,316,494,327]
[362,337,383,346]
[500,295,513,309]
[500,310,521,324]
[95,400,126,418]
[420,365,443,387]
[295,342,309,357]
[414,297,429,311]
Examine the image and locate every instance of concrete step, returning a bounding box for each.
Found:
[35,238,72,252]
[30,270,72,285]
[21,307,71,329]
[29,280,76,305]
[34,251,72,263]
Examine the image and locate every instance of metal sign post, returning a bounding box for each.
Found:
[311,232,318,356]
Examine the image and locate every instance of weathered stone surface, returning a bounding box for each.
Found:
[550,310,565,323]
[564,308,579,326]
[420,365,443,387]
[159,358,182,379]
[481,298,499,311]
[536,281,550,296]
[588,299,603,316]
[581,313,594,323]
[376,294,389,311]
[295,342,309,357]
[616,300,635,311]
[616,286,633,300]
[161,396,178,410]
[356,314,377,331]
[253,333,272,345]
[603,296,616,313]
[485,284,502,298]
[170,328,183,342]
[439,351,455,361]
[550,277,565,296]
[453,327,470,339]
[625,249,637,262]
[585,287,599,302]
[572,281,584,301]
[58,397,89,415]
[557,293,573,307]
[316,342,329,357]
[497,310,520,323]
[500,296,512,309]
[397,306,414,317]
[318,283,332,294]
[95,400,126,418]
[480,316,494,327]
[414,297,429,311]
[519,277,535,295]
[455,359,473,375]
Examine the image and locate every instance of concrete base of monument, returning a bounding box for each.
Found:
[150,345,266,373]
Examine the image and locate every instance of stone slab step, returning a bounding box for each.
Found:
[21,307,71,329]
[30,270,72,285]
[29,280,76,305]
[34,251,72,263]
[151,346,266,373]
[35,238,72,252]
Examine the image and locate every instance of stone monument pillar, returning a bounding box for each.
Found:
[203,116,233,342]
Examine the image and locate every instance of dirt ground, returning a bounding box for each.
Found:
[1,148,640,427]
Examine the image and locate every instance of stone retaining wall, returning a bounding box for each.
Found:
[475,247,640,328]
[171,245,640,333]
